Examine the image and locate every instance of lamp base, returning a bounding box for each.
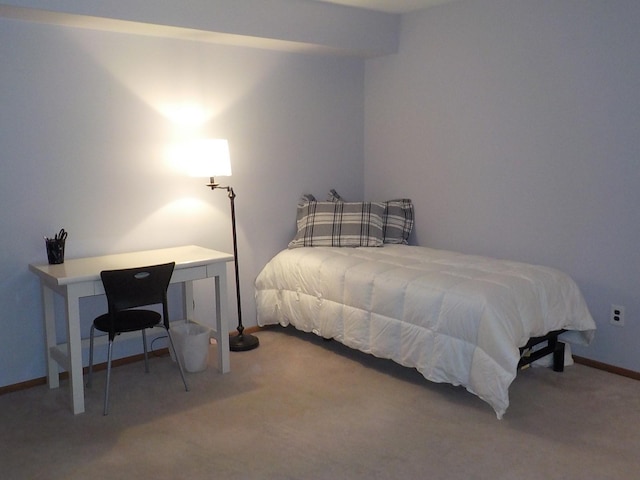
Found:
[229,332,260,352]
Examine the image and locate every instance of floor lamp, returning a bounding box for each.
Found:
[192,139,259,352]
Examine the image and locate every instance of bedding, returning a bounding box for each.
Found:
[255,244,596,418]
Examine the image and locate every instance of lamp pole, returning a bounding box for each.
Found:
[208,179,259,351]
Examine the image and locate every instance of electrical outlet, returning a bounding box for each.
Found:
[610,305,625,327]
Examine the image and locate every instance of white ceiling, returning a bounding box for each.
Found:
[310,0,456,14]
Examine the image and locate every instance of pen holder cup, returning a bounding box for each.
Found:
[45,238,66,265]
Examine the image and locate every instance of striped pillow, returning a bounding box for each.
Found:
[326,190,414,245]
[382,199,414,245]
[289,200,385,248]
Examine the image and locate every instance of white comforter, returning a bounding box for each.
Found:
[255,245,596,418]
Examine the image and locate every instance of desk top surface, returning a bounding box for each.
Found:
[29,245,233,285]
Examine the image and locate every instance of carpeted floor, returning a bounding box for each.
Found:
[1,326,639,479]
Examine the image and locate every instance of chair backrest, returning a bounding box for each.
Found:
[100,262,175,318]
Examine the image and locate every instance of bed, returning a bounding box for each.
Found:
[255,195,596,418]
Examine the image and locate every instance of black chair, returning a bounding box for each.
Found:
[86,262,189,415]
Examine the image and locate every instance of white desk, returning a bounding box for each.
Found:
[29,245,234,414]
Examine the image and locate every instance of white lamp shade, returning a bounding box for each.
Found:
[186,138,232,178]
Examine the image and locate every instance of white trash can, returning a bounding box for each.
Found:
[170,322,210,373]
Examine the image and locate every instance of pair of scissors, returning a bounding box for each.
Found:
[55,228,67,241]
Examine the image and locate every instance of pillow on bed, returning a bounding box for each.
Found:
[289,200,385,248]
[382,199,414,244]
[295,194,317,223]
[326,190,414,245]
[301,193,316,202]
[326,189,343,202]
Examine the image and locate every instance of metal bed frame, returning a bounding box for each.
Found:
[518,329,566,372]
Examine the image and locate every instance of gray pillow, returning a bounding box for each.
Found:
[326,190,413,244]
[382,199,414,244]
[289,200,385,248]
[326,189,343,202]
[301,193,316,202]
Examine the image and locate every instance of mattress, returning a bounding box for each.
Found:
[255,245,596,418]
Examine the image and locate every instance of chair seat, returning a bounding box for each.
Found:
[94,309,161,334]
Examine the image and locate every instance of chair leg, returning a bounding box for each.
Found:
[167,329,189,392]
[142,329,150,373]
[86,324,95,388]
[103,339,114,416]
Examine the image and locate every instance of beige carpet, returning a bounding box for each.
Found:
[1,326,639,479]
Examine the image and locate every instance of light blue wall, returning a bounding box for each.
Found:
[0,17,365,387]
[364,0,640,371]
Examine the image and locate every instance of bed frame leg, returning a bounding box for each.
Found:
[552,340,565,373]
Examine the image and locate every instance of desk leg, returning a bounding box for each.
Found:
[65,287,85,414]
[182,277,228,373]
[183,280,195,322]
[215,275,230,373]
[41,285,59,389]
